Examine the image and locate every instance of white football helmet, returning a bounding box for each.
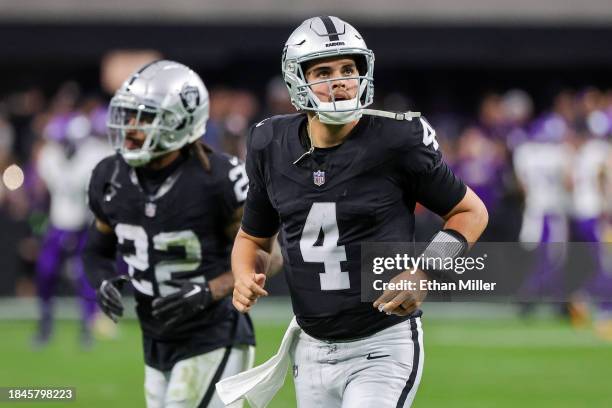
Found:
[282,16,375,125]
[107,60,209,167]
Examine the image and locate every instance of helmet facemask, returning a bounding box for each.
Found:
[284,50,374,125]
[107,93,207,167]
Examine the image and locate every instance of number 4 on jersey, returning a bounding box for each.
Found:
[420,117,439,150]
[300,203,350,290]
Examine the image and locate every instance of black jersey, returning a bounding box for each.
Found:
[242,113,466,340]
[88,150,254,358]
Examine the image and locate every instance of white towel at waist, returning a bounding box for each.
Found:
[216,317,301,408]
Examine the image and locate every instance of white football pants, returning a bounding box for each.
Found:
[291,318,424,408]
[144,345,255,408]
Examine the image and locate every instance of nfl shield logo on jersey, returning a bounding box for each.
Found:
[313,170,325,186]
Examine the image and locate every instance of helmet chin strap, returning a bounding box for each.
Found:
[313,91,422,125]
[316,111,362,125]
[315,98,364,125]
[361,109,421,121]
[315,108,422,126]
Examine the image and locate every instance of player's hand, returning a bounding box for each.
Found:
[373,269,428,316]
[97,275,130,323]
[232,272,268,313]
[151,280,212,328]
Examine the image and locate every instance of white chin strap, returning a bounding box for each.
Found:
[316,98,363,125]
[361,109,421,121]
[122,149,152,167]
[315,99,423,125]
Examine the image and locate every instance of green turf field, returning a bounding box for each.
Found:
[1,313,611,407]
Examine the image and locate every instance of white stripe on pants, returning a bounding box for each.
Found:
[144,345,255,408]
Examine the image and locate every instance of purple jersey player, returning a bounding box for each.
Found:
[32,112,112,347]
[513,114,572,310]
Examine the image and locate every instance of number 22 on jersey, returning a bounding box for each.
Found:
[114,224,203,296]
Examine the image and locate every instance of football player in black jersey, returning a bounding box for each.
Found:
[84,60,255,408]
[230,16,488,407]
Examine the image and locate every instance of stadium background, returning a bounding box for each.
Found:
[0,1,611,407]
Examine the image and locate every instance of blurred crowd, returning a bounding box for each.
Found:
[431,87,612,245]
[0,75,611,299]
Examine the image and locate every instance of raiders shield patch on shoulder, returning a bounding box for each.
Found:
[180,85,200,113]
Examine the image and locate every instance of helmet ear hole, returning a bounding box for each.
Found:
[354,55,368,76]
[175,118,187,131]
[360,92,368,105]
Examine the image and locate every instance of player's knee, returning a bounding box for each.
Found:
[144,366,166,408]
[144,387,165,408]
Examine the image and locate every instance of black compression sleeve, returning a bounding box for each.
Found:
[83,222,118,289]
[415,162,467,216]
[241,184,280,238]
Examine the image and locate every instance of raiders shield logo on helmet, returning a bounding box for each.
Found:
[180,85,200,113]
